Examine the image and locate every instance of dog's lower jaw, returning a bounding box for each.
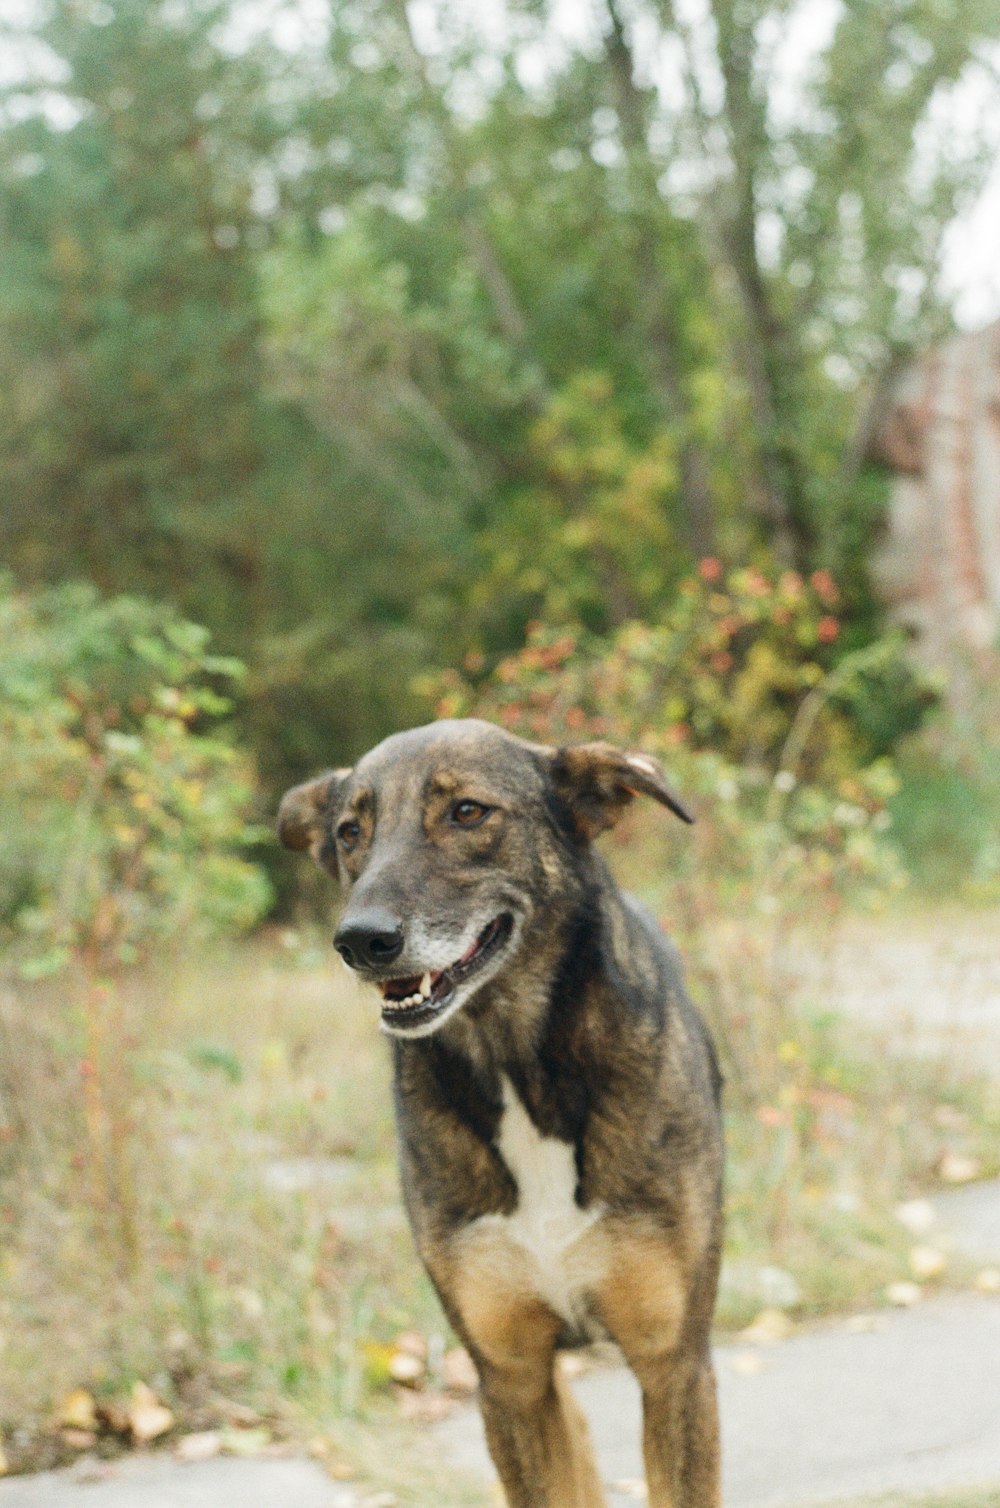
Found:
[377,913,524,1038]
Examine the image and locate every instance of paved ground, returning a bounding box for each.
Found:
[0,1456,358,1508]
[439,1293,1000,1508]
[5,1287,1000,1507]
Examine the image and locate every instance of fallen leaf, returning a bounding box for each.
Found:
[58,1388,98,1432]
[894,1198,936,1235]
[886,1280,922,1307]
[939,1151,981,1184]
[128,1383,174,1443]
[975,1268,1000,1294]
[909,1245,947,1280]
[174,1431,221,1462]
[219,1425,271,1457]
[728,1351,766,1376]
[60,1429,97,1450]
[387,1350,424,1386]
[608,1479,647,1499]
[442,1346,478,1394]
[740,1308,794,1345]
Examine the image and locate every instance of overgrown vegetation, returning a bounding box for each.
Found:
[0,576,270,983]
[2,0,999,780]
[1,574,998,1484]
[2,0,999,1486]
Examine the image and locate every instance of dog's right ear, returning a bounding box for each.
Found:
[277,769,351,860]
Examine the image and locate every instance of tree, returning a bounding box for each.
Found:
[0,0,276,638]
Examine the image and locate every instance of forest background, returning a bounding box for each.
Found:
[2,0,1000,1494]
[4,0,1000,789]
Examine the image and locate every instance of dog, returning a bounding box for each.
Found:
[278,718,724,1508]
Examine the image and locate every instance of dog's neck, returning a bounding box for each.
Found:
[398,856,660,1129]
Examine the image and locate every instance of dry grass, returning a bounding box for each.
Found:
[1,894,999,1485]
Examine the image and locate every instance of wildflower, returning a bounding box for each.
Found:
[698,556,723,581]
[811,569,839,605]
[817,616,839,643]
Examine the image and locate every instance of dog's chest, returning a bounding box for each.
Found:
[468,1076,606,1328]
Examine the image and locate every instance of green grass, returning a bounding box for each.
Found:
[889,706,1000,901]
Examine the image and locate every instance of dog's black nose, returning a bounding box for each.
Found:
[334,912,405,970]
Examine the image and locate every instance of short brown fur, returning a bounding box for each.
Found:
[279,719,723,1507]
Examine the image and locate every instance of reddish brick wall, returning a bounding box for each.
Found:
[874,321,1000,677]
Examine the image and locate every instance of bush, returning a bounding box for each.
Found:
[437,561,932,779]
[0,577,272,1292]
[0,576,271,980]
[426,575,923,1292]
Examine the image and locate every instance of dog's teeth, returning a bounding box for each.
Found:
[419,972,431,998]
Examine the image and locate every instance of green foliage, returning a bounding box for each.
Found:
[1,0,997,784]
[0,576,271,978]
[889,680,1000,900]
[435,562,931,777]
[431,565,915,927]
[472,373,682,635]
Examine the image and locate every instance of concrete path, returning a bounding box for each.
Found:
[5,1291,999,1506]
[437,1294,1000,1507]
[0,1454,359,1508]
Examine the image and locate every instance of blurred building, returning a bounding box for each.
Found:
[872,321,1000,679]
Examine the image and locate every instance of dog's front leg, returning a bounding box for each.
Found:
[451,1254,607,1508]
[476,1349,608,1508]
[595,1234,721,1508]
[635,1347,721,1508]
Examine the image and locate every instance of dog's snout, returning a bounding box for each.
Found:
[334,911,405,970]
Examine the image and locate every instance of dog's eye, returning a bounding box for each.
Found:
[336,819,361,851]
[450,799,490,828]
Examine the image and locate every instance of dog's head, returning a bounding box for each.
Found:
[278,719,691,1038]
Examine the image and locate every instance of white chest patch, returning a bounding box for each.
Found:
[468,1076,606,1328]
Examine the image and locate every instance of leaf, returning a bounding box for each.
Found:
[174,1431,222,1462]
[219,1425,271,1456]
[58,1388,97,1431]
[885,1280,922,1307]
[128,1382,174,1442]
[739,1308,795,1345]
[185,1042,242,1083]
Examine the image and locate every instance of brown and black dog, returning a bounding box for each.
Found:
[278,718,723,1508]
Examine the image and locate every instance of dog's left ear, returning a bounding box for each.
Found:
[549,742,694,840]
[277,768,351,859]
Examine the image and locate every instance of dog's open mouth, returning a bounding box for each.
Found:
[378,913,514,1028]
